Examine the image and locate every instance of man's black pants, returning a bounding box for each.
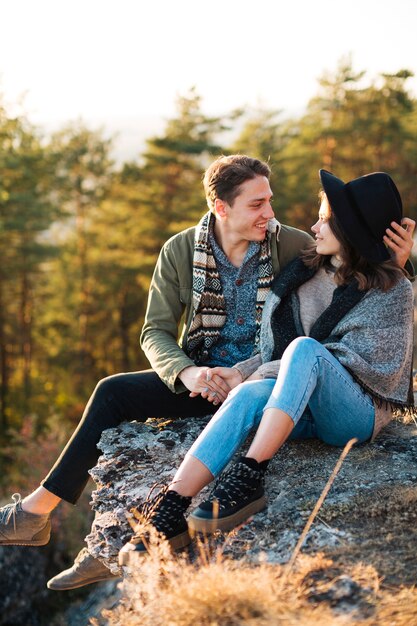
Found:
[41,370,214,504]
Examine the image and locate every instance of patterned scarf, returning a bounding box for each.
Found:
[187,211,275,361]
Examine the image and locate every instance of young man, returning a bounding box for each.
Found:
[0,155,414,590]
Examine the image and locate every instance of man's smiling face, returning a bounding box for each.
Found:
[219,175,275,243]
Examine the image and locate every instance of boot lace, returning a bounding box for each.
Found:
[0,493,22,533]
[129,483,189,542]
[210,463,264,510]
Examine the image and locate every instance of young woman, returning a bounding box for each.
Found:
[119,169,414,564]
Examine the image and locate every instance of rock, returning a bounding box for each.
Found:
[85,414,417,596]
[86,416,211,574]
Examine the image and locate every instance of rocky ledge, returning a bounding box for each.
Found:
[86,414,417,592]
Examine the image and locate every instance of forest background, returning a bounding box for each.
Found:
[1,60,417,556]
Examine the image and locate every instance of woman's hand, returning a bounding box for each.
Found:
[384,218,415,268]
[188,366,243,405]
[208,367,243,391]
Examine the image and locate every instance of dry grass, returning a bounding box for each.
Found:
[98,533,417,626]
[101,536,348,626]
[372,587,417,625]
[97,537,416,626]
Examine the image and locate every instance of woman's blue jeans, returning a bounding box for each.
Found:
[188,337,375,476]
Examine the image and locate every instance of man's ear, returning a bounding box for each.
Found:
[214,198,228,218]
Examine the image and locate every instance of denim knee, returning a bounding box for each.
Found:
[282,336,322,363]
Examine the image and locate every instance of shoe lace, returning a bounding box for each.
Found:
[73,548,90,566]
[211,463,263,510]
[0,493,22,532]
[129,483,188,541]
[130,483,171,526]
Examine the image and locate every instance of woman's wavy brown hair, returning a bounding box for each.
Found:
[302,191,406,292]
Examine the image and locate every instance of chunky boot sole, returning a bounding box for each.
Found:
[188,495,267,534]
[0,521,51,546]
[118,529,191,566]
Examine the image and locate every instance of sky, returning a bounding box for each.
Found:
[1,0,416,161]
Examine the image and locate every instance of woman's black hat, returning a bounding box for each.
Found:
[319,169,403,263]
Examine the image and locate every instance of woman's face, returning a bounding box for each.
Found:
[311,196,342,258]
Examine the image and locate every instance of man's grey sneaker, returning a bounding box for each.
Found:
[47,548,121,590]
[119,485,191,566]
[0,493,51,546]
[188,456,269,534]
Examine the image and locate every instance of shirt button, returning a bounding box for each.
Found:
[220,350,228,357]
[236,317,245,325]
[235,279,243,286]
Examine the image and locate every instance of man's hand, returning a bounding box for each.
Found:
[384,218,415,268]
[178,366,232,405]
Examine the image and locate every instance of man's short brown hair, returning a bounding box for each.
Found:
[203,155,271,211]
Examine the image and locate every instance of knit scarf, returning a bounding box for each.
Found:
[187,211,275,361]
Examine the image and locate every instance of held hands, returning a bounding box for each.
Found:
[179,366,238,406]
[206,366,243,395]
[384,218,415,268]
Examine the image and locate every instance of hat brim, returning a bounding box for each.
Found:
[319,169,390,263]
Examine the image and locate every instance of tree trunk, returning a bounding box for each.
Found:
[0,272,8,436]
[76,195,92,386]
[119,291,131,372]
[20,266,33,408]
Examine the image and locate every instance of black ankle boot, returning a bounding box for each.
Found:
[188,456,269,534]
[119,486,191,565]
